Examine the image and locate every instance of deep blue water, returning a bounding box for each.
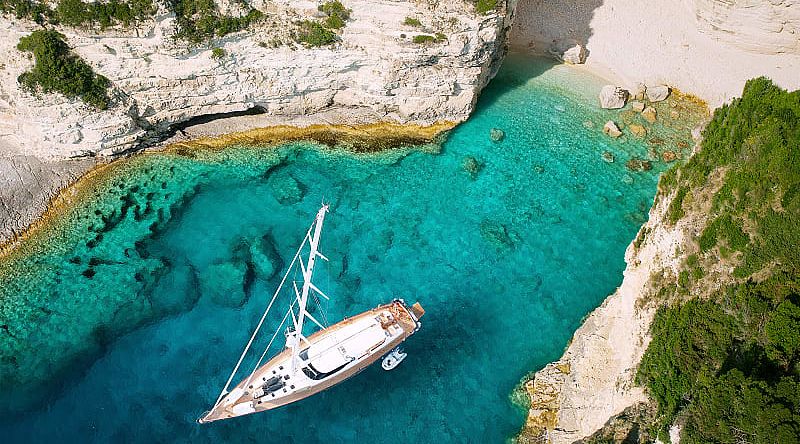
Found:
[0,55,699,442]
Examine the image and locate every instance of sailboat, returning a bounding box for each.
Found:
[198,204,425,423]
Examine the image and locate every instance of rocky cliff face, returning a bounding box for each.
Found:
[516,142,722,443]
[511,0,800,107]
[0,0,511,160]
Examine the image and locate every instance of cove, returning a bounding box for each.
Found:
[0,54,704,442]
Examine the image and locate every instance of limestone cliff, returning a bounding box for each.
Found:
[0,0,510,160]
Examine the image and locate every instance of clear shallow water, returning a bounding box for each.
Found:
[0,55,699,443]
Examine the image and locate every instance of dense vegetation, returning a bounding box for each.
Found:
[0,0,155,28]
[1,0,261,42]
[638,78,800,442]
[17,30,111,110]
[293,1,350,47]
[167,0,263,43]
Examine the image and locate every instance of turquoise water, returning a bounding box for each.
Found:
[0,55,699,442]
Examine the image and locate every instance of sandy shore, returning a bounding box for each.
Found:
[511,0,800,108]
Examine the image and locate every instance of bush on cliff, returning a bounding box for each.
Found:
[318,0,350,29]
[17,30,111,110]
[294,20,336,47]
[168,0,263,43]
[638,78,800,442]
[1,0,155,28]
[474,0,497,15]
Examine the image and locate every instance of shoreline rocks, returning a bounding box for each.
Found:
[603,121,622,138]
[599,85,630,109]
[646,85,670,102]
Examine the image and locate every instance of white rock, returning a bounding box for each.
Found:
[631,83,646,101]
[646,85,670,102]
[630,101,645,112]
[599,85,629,109]
[562,44,586,64]
[603,120,622,137]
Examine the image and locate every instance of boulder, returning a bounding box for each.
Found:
[599,85,629,109]
[602,151,615,163]
[562,44,586,64]
[630,101,645,112]
[631,83,646,101]
[490,128,505,142]
[628,124,647,138]
[646,85,670,102]
[548,39,587,64]
[603,121,623,138]
[642,106,657,123]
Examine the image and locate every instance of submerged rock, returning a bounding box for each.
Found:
[602,151,615,163]
[480,220,517,249]
[661,150,679,162]
[625,158,653,172]
[268,170,305,205]
[628,124,647,138]
[603,121,623,138]
[490,128,505,142]
[646,85,670,102]
[462,156,484,179]
[200,262,247,308]
[642,106,657,123]
[599,85,629,109]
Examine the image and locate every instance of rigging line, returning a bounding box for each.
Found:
[211,224,314,409]
[243,296,298,389]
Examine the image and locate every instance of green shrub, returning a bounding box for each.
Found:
[474,0,497,14]
[318,0,350,29]
[318,0,349,20]
[412,33,446,44]
[55,0,155,29]
[324,13,345,29]
[294,20,336,47]
[1,0,155,28]
[168,0,263,43]
[16,30,111,110]
[211,47,225,59]
[667,186,688,224]
[403,17,421,27]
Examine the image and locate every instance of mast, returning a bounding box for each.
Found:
[287,204,330,373]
